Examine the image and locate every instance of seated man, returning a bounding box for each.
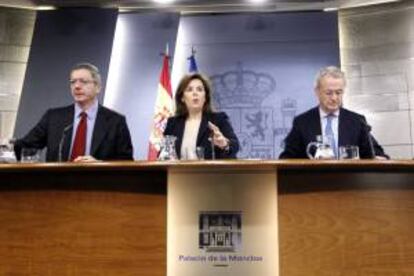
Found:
[15,62,133,162]
[279,66,387,159]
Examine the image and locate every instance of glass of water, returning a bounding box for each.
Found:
[339,145,360,160]
[20,148,41,163]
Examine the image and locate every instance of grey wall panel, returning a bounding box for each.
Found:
[0,7,35,140]
[339,1,414,159]
[14,8,117,138]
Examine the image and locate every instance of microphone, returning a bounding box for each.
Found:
[206,115,216,160]
[58,124,73,162]
[207,127,216,160]
[359,118,375,159]
[209,131,216,160]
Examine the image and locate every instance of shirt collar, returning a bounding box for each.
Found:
[74,100,98,120]
[319,107,340,118]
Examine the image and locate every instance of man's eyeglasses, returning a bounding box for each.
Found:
[69,79,95,86]
[323,90,343,97]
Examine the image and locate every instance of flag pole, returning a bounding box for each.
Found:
[188,45,198,73]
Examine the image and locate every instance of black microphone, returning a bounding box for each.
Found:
[209,130,216,160]
[206,114,216,160]
[207,125,216,160]
[359,118,375,159]
[58,124,73,162]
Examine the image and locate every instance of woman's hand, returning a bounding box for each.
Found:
[208,122,229,149]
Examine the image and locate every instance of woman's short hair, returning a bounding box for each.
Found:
[174,73,214,116]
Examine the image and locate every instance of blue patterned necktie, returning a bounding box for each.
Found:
[325,114,337,158]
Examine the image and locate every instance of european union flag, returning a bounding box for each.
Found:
[188,47,198,73]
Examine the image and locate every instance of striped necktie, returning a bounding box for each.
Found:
[325,114,337,158]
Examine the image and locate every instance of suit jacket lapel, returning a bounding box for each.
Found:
[174,116,186,158]
[90,106,106,156]
[310,108,322,140]
[197,114,209,146]
[338,109,351,146]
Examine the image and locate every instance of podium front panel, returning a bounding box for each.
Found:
[167,167,279,276]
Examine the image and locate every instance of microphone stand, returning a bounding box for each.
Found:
[58,124,73,162]
[361,119,375,159]
[207,115,215,160]
[209,136,215,160]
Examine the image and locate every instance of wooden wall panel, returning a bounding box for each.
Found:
[1,161,414,275]
[278,171,414,275]
[0,168,167,275]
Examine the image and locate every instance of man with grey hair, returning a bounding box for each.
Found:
[15,62,133,162]
[279,66,387,159]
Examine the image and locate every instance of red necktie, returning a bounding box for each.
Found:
[70,112,87,161]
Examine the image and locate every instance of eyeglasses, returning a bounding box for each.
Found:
[69,79,95,86]
[323,90,344,97]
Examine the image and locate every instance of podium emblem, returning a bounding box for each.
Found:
[199,211,242,253]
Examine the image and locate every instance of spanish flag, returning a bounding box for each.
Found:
[147,50,173,160]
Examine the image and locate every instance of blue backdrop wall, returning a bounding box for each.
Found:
[15,8,118,139]
[166,12,338,159]
[104,12,180,160]
[15,9,338,160]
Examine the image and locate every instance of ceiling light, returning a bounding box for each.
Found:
[36,6,56,11]
[249,0,268,4]
[153,0,175,4]
[323,7,338,12]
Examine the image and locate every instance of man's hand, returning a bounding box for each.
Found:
[374,156,388,160]
[73,155,98,162]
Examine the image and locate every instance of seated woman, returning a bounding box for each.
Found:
[164,73,239,160]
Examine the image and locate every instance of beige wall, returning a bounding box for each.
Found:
[339,1,414,159]
[0,7,35,140]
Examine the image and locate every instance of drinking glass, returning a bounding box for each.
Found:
[339,145,359,160]
[196,147,205,160]
[21,148,41,163]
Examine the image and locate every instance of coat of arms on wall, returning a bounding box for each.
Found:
[211,63,297,159]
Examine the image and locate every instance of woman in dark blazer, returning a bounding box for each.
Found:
[164,73,239,159]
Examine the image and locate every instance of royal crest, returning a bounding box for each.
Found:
[211,63,297,158]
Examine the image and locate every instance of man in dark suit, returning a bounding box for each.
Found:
[14,63,133,162]
[279,66,387,159]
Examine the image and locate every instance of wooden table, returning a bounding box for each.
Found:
[0,160,413,275]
